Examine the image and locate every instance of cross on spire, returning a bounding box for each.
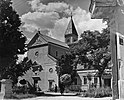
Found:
[69,5,73,18]
[64,6,78,45]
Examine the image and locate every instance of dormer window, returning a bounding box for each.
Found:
[66,39,70,43]
[73,38,77,42]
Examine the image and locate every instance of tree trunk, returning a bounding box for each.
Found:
[99,76,102,87]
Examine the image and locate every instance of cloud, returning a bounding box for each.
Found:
[21,1,107,42]
[28,0,70,13]
[21,11,59,32]
[51,17,69,41]
[72,7,107,36]
[22,23,38,32]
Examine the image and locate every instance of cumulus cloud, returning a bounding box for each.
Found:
[21,0,107,42]
[51,17,69,41]
[72,7,107,36]
[21,11,59,32]
[28,0,70,13]
[22,23,38,32]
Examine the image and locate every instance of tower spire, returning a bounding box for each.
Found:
[64,10,78,45]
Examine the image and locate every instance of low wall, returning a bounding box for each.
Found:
[0,79,13,99]
[0,93,4,99]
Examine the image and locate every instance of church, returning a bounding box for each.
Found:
[24,16,78,91]
[25,15,112,92]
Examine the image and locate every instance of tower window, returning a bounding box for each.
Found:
[73,38,77,42]
[66,39,70,43]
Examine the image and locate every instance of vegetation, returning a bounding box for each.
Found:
[56,28,110,88]
[56,53,77,87]
[9,57,32,84]
[0,0,26,81]
[84,87,112,97]
[70,28,111,87]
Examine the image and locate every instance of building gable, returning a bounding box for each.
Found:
[27,33,48,48]
[32,36,47,47]
[28,31,69,49]
[28,31,69,61]
[39,33,69,48]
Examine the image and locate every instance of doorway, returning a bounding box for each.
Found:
[104,79,111,87]
[48,80,54,91]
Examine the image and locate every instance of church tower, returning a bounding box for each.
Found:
[64,15,78,45]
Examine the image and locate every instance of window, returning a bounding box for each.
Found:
[35,51,39,57]
[119,36,123,45]
[73,78,77,85]
[94,77,97,84]
[83,76,87,84]
[55,51,58,57]
[73,38,77,42]
[49,68,53,73]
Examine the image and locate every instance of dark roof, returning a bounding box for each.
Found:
[39,33,69,48]
[28,31,69,48]
[65,17,78,37]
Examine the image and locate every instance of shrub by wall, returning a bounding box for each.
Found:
[84,87,112,98]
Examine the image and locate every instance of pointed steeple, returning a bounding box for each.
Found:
[65,14,78,45]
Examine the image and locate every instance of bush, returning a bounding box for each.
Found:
[68,85,81,92]
[84,87,96,97]
[84,87,112,98]
[13,86,29,94]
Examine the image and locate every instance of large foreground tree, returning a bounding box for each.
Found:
[8,57,32,84]
[70,28,111,87]
[0,0,26,80]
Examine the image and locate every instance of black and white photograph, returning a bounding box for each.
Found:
[0,0,124,100]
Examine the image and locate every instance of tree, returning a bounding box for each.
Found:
[70,28,111,87]
[5,57,32,84]
[0,0,26,80]
[56,53,76,86]
[87,73,92,89]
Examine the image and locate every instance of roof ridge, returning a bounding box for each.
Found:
[38,32,69,48]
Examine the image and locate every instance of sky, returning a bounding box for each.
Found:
[11,0,107,61]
